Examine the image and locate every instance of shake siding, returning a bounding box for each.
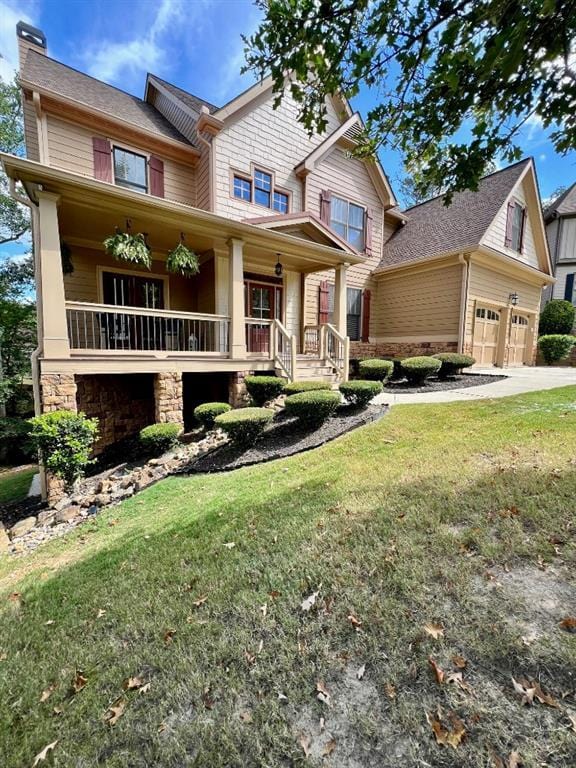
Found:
[372,264,462,339]
[196,138,211,210]
[481,179,540,269]
[45,115,196,206]
[213,92,342,220]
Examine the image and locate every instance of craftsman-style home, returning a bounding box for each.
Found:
[2,22,553,467]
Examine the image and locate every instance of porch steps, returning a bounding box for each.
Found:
[276,354,340,386]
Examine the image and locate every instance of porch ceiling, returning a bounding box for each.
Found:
[2,153,365,273]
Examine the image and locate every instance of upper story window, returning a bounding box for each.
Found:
[505,201,526,252]
[232,166,290,213]
[330,196,365,250]
[113,147,148,193]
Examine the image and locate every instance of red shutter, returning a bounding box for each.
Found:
[92,137,112,182]
[365,208,373,255]
[318,280,330,324]
[149,155,164,198]
[320,189,332,224]
[361,289,371,342]
[504,201,515,248]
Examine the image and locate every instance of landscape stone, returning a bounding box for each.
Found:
[9,516,38,539]
[55,506,80,523]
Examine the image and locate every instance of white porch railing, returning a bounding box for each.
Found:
[66,301,230,354]
[324,324,350,381]
[272,319,297,381]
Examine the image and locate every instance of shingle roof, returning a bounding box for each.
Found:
[544,182,576,220]
[378,159,532,269]
[21,50,192,146]
[147,74,219,117]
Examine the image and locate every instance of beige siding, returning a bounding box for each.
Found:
[284,270,301,342]
[481,178,540,269]
[23,96,40,161]
[549,264,575,303]
[45,115,196,206]
[372,264,462,339]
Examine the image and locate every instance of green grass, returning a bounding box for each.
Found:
[1,389,575,767]
[0,465,36,505]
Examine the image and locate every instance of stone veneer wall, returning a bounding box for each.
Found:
[350,340,458,359]
[40,373,78,413]
[229,371,252,407]
[154,372,184,425]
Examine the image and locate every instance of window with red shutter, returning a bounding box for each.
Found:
[361,289,371,341]
[149,155,165,198]
[92,137,112,183]
[320,190,332,224]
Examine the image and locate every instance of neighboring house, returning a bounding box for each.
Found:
[1,23,554,497]
[544,182,576,314]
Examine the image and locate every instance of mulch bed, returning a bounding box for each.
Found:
[381,372,507,395]
[184,404,388,474]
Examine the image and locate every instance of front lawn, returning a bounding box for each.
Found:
[1,388,575,767]
[0,465,36,506]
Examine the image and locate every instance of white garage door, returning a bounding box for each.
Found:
[472,306,501,365]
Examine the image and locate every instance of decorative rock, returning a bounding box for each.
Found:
[55,506,80,523]
[54,495,72,512]
[37,509,56,526]
[0,524,10,553]
[9,516,38,539]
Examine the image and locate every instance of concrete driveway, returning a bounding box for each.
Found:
[373,366,576,405]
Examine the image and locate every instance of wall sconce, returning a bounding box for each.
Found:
[509,292,519,306]
[275,253,283,277]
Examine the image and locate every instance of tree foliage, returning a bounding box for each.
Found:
[0,77,30,244]
[244,0,576,201]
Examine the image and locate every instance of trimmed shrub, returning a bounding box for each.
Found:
[140,422,181,455]
[28,410,99,486]
[433,352,476,379]
[0,417,36,464]
[358,359,394,381]
[284,390,341,426]
[214,407,274,445]
[244,375,285,406]
[339,380,383,407]
[283,380,332,395]
[401,356,442,385]
[194,402,232,428]
[538,334,576,365]
[539,300,575,336]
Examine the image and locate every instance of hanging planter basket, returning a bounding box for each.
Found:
[103,225,152,270]
[166,237,200,278]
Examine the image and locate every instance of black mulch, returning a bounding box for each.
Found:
[381,372,507,395]
[183,404,388,474]
[0,495,45,529]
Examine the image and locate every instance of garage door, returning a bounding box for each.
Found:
[508,313,530,366]
[472,306,500,365]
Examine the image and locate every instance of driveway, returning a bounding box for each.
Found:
[374,366,576,405]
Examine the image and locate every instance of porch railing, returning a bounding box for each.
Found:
[303,324,323,356]
[66,301,230,354]
[245,318,273,356]
[324,323,350,381]
[272,319,296,381]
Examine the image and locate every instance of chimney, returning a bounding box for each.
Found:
[16,21,47,70]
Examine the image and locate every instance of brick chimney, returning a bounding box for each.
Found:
[16,21,47,70]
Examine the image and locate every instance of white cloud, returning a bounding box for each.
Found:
[0,0,39,82]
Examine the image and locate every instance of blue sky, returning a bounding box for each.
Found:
[1,0,575,262]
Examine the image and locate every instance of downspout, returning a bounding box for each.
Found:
[458,253,470,353]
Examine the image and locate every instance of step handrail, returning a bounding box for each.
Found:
[324,323,350,381]
[272,318,296,381]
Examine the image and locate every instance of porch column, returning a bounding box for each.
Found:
[37,191,70,358]
[228,237,247,358]
[333,263,348,337]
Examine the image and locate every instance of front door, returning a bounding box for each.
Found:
[246,280,282,353]
[102,271,165,350]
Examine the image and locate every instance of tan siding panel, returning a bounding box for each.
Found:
[482,179,540,268]
[23,97,40,161]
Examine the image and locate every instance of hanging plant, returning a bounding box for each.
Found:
[103,221,152,269]
[166,234,200,278]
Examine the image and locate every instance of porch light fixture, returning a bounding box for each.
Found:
[275,253,283,277]
[509,292,519,306]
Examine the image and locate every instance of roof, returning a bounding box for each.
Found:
[20,50,192,146]
[242,211,359,254]
[146,74,219,117]
[544,182,576,220]
[378,159,532,270]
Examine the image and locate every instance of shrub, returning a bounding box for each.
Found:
[339,380,383,407]
[140,422,181,455]
[433,352,476,379]
[284,390,341,426]
[0,417,36,464]
[244,375,285,405]
[539,300,575,336]
[214,407,274,445]
[194,402,231,428]
[401,356,442,385]
[538,334,576,365]
[283,380,332,395]
[358,359,394,381]
[28,410,99,486]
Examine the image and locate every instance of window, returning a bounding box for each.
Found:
[347,287,362,341]
[475,307,500,321]
[330,196,365,249]
[254,170,272,207]
[113,147,147,192]
[512,315,528,326]
[273,191,289,214]
[506,201,525,252]
[233,176,251,201]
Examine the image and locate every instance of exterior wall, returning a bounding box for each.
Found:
[284,270,301,341]
[557,218,576,263]
[196,135,212,211]
[22,93,40,161]
[481,178,540,269]
[154,372,183,425]
[228,370,251,407]
[549,263,576,303]
[350,340,457,360]
[45,115,196,206]
[40,372,77,413]
[213,91,343,220]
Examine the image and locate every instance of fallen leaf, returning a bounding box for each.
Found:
[44,620,55,626]
[40,684,57,703]
[268,590,280,600]
[157,722,167,733]
[260,603,267,618]
[202,686,214,709]
[384,682,396,699]
[511,677,535,706]
[239,710,253,723]
[164,629,176,645]
[104,696,126,726]
[96,609,106,619]
[0,651,7,661]
[123,676,145,691]
[223,542,236,549]
[488,746,505,768]
[567,712,576,732]
[138,682,151,695]
[427,708,466,749]
[299,733,312,757]
[301,589,320,612]
[52,706,63,716]
[348,613,362,630]
[8,591,21,602]
[508,751,523,768]
[428,656,445,685]
[532,681,559,708]
[356,663,366,680]
[257,639,264,654]
[319,716,325,731]
[559,617,576,633]
[452,655,467,669]
[424,622,444,640]
[108,519,119,527]
[323,738,337,756]
[278,692,288,702]
[316,680,331,704]
[72,672,87,694]
[32,740,58,766]
[192,595,208,608]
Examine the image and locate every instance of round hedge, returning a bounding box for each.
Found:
[538,334,575,365]
[244,375,285,406]
[140,422,181,455]
[283,380,332,395]
[432,352,476,379]
[358,359,394,381]
[214,407,274,445]
[539,299,575,336]
[284,390,341,426]
[339,380,383,407]
[194,402,232,428]
[400,355,442,385]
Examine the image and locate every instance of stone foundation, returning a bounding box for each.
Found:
[40,373,77,413]
[154,372,184,425]
[350,340,459,359]
[229,371,252,407]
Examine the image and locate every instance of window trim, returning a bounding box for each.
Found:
[229,164,291,213]
[329,193,367,250]
[112,145,149,193]
[323,282,365,340]
[97,265,170,308]
[233,174,252,202]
